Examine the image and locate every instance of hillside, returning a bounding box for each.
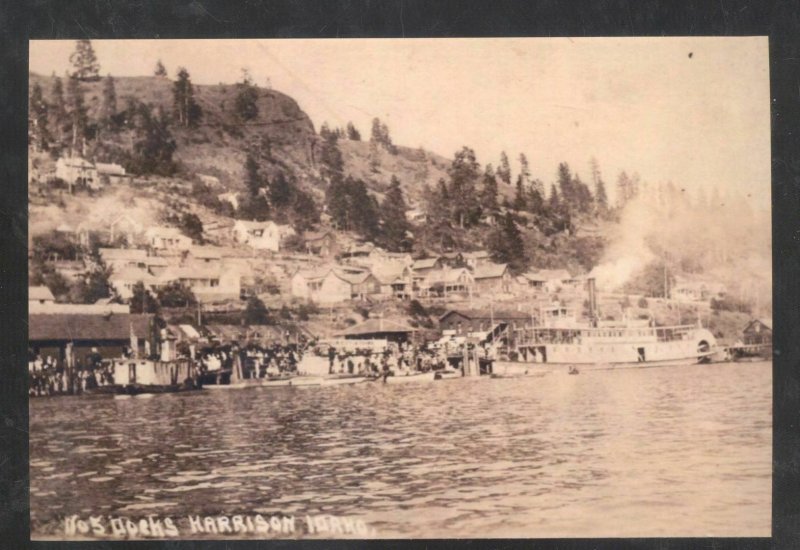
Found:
[29,72,462,204]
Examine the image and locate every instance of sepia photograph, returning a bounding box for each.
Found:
[26,37,771,540]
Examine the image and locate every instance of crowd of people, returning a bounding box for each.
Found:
[28,347,118,396]
[29,337,500,396]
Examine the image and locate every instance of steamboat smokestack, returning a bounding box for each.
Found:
[587,277,598,325]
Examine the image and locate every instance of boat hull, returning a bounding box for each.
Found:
[493,355,711,374]
[382,371,437,384]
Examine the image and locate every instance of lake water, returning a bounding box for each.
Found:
[30,361,772,539]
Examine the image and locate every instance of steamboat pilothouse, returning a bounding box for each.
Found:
[493,278,718,374]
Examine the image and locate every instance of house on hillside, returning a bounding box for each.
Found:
[421,267,474,297]
[341,242,375,259]
[372,264,414,299]
[55,156,98,190]
[405,208,428,223]
[463,250,491,269]
[201,219,233,242]
[95,162,130,184]
[742,318,772,346]
[412,256,443,274]
[146,226,193,251]
[109,267,160,300]
[108,213,145,245]
[98,248,150,271]
[522,269,576,293]
[157,265,241,303]
[304,230,338,258]
[291,268,353,304]
[472,263,512,294]
[232,220,294,251]
[441,251,465,268]
[338,271,382,301]
[186,246,222,266]
[217,192,239,211]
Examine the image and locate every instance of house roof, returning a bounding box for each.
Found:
[472,263,509,280]
[235,220,277,231]
[29,313,153,342]
[336,318,416,336]
[95,162,126,175]
[412,257,441,270]
[159,265,221,282]
[463,250,490,260]
[146,226,186,238]
[99,247,148,261]
[745,318,772,332]
[439,308,530,322]
[29,286,55,302]
[189,246,222,260]
[109,267,158,284]
[425,268,473,285]
[58,156,94,169]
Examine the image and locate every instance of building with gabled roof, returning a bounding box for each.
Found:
[233,220,294,251]
[472,263,512,294]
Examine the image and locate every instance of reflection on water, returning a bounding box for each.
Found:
[30,361,771,538]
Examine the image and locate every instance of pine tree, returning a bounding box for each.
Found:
[380,175,411,251]
[269,171,294,209]
[557,162,574,210]
[154,60,167,77]
[487,212,526,273]
[244,153,263,197]
[518,153,531,186]
[65,76,88,153]
[69,40,100,81]
[319,121,332,139]
[513,178,527,211]
[234,69,259,121]
[527,180,545,215]
[173,67,201,127]
[49,75,67,144]
[548,184,560,211]
[480,164,499,217]
[319,132,344,184]
[29,82,50,150]
[448,146,482,228]
[100,75,117,126]
[346,121,361,141]
[595,178,609,213]
[497,151,512,185]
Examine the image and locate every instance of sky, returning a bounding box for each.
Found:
[29,37,770,211]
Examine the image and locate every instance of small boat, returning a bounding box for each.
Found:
[383,371,437,384]
[258,375,295,388]
[115,382,202,396]
[83,384,122,396]
[490,371,547,379]
[321,374,369,386]
[203,381,254,390]
[434,370,462,380]
[568,366,580,375]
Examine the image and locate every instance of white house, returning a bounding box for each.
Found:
[55,156,98,190]
[232,220,294,251]
[109,267,159,300]
[290,267,374,304]
[157,264,241,303]
[146,226,193,251]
